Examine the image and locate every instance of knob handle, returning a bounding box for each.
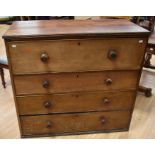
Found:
[42,80,49,88]
[46,121,52,128]
[108,50,117,60]
[105,78,112,85]
[100,117,106,124]
[103,98,110,104]
[40,52,49,62]
[43,101,51,108]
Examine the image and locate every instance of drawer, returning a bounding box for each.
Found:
[14,71,139,95]
[20,111,131,136]
[8,38,147,74]
[17,91,136,115]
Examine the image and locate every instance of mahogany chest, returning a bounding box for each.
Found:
[3,19,149,138]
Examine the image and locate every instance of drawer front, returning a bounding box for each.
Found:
[9,38,147,74]
[17,91,136,115]
[14,71,138,95]
[20,111,131,136]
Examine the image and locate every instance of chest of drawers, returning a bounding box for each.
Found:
[3,19,149,138]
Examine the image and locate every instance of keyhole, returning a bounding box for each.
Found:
[78,42,81,46]
[76,74,79,78]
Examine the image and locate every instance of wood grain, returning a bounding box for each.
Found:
[0,25,155,139]
[20,111,131,136]
[8,38,147,74]
[1,20,150,138]
[17,91,136,115]
[3,19,149,40]
[14,71,139,95]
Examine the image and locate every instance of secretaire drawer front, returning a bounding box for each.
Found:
[14,71,138,95]
[9,38,146,74]
[17,91,136,115]
[20,111,131,136]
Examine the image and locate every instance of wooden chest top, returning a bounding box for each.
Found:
[3,19,149,40]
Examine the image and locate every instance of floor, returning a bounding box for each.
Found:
[0,24,155,139]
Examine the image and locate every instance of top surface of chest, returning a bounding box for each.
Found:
[3,19,149,40]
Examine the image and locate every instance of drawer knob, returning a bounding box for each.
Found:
[40,52,49,62]
[103,98,110,104]
[46,121,52,128]
[44,101,51,108]
[105,78,112,85]
[43,80,50,88]
[108,50,117,60]
[100,117,106,124]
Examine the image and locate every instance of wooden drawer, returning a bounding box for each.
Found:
[14,71,138,95]
[17,91,136,115]
[8,38,147,74]
[20,111,131,136]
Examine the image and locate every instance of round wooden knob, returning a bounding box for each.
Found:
[43,101,51,108]
[100,117,106,124]
[108,50,117,60]
[42,80,49,88]
[103,98,110,104]
[46,121,52,128]
[105,78,112,85]
[40,52,49,62]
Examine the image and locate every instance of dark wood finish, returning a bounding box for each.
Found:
[0,68,6,88]
[17,91,136,115]
[14,71,138,95]
[143,32,155,69]
[0,59,9,88]
[108,50,118,60]
[143,18,155,70]
[20,111,131,136]
[135,17,155,97]
[21,128,129,138]
[8,38,147,74]
[3,19,149,41]
[40,52,49,62]
[143,23,155,70]
[144,46,155,69]
[138,85,152,97]
[3,19,149,138]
